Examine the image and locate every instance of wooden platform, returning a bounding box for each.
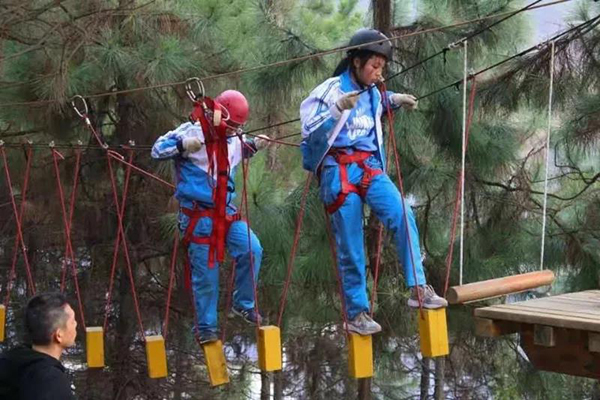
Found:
[474,290,600,379]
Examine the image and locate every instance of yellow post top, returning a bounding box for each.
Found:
[145,335,168,379]
[348,333,373,379]
[258,325,282,372]
[417,308,449,358]
[0,305,6,343]
[202,340,229,386]
[86,327,104,368]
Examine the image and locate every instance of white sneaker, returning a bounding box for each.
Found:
[344,312,382,335]
[408,285,448,309]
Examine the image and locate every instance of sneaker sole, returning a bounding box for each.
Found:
[407,299,448,309]
[344,324,382,336]
[231,308,261,325]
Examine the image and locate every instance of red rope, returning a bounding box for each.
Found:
[106,153,146,337]
[277,173,313,327]
[240,155,262,337]
[369,133,394,316]
[51,149,86,330]
[381,83,423,310]
[3,145,35,305]
[369,226,385,317]
[101,150,145,336]
[323,210,351,336]
[107,150,175,189]
[162,231,179,341]
[443,79,478,296]
[76,115,148,337]
[61,149,82,289]
[0,146,36,295]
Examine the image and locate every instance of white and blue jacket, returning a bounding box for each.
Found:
[299,68,399,173]
[151,122,255,209]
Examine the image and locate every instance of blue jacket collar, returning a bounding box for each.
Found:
[340,68,363,93]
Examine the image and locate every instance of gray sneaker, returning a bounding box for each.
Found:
[344,312,382,335]
[408,285,448,309]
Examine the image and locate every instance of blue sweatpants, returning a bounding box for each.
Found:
[179,208,262,334]
[320,155,426,320]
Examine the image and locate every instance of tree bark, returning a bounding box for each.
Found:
[372,0,392,35]
[261,372,271,400]
[358,378,372,400]
[274,371,284,400]
[420,357,431,399]
[434,357,445,400]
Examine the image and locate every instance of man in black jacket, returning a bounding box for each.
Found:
[0,292,77,399]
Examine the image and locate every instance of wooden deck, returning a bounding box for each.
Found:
[474,290,600,379]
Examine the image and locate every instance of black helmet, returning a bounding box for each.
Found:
[348,28,392,60]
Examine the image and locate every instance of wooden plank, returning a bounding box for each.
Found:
[499,301,600,318]
[534,325,555,347]
[474,317,519,337]
[478,304,600,322]
[475,306,600,332]
[551,294,600,304]
[560,290,600,300]
[521,325,600,379]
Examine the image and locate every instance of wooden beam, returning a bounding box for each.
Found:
[521,325,600,379]
[589,333,600,353]
[474,317,519,337]
[533,325,555,347]
[447,270,555,304]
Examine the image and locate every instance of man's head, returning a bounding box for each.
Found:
[24,293,77,349]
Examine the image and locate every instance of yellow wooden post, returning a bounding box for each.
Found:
[145,335,168,378]
[258,325,282,372]
[417,308,449,357]
[86,327,104,368]
[0,305,5,342]
[348,333,373,378]
[202,340,229,386]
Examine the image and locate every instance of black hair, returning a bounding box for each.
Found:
[24,292,69,346]
[332,50,383,78]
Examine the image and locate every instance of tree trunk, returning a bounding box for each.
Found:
[420,357,431,399]
[274,371,284,400]
[358,378,372,400]
[261,372,271,400]
[372,0,392,35]
[434,357,445,400]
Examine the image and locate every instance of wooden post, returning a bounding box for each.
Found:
[145,335,168,378]
[202,340,229,386]
[418,309,449,357]
[348,333,373,378]
[0,305,5,342]
[447,270,555,304]
[258,325,282,372]
[86,327,104,368]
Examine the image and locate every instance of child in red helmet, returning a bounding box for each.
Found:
[152,90,270,343]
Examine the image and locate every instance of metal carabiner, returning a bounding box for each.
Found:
[184,77,205,103]
[70,95,89,118]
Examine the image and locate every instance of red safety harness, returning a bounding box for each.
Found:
[181,99,242,289]
[325,149,383,214]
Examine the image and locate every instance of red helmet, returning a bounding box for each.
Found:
[215,90,249,126]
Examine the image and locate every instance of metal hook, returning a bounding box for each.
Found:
[184,77,205,103]
[70,95,89,118]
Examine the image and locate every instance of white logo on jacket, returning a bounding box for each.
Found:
[344,107,374,140]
